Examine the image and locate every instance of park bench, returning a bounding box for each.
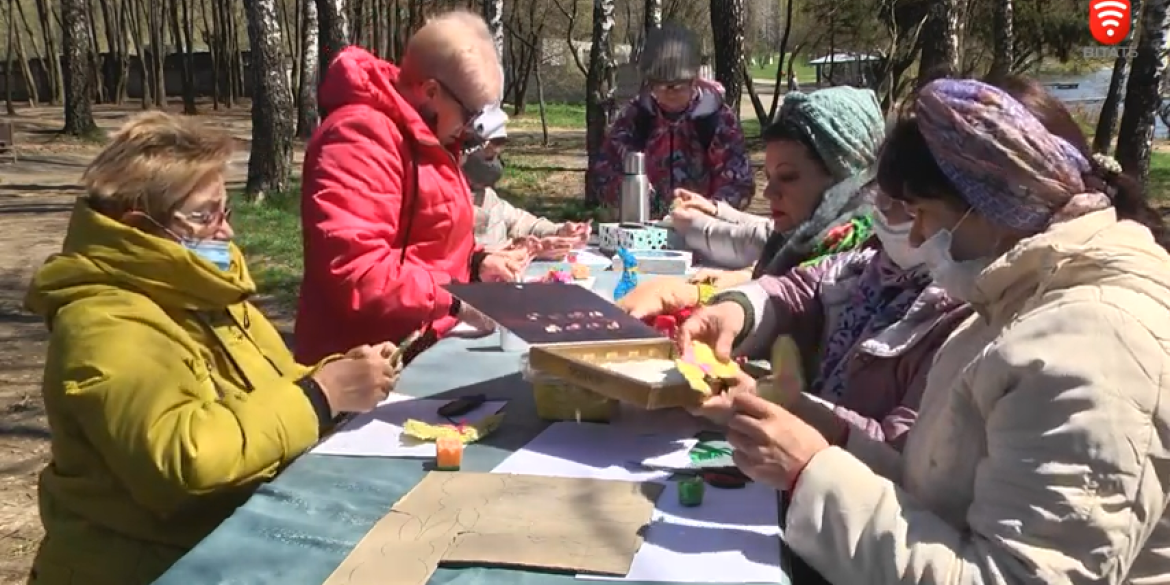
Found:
[0,121,16,163]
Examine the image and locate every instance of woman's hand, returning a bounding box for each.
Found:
[556,221,592,242]
[672,189,718,216]
[689,268,752,289]
[313,344,398,414]
[687,370,757,425]
[534,236,578,260]
[479,247,531,282]
[727,393,832,491]
[615,277,702,319]
[677,301,747,361]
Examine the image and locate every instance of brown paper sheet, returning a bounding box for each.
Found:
[323,472,665,585]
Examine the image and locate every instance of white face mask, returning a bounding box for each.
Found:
[872,210,923,270]
[918,211,994,301]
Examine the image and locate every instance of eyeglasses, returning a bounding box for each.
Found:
[435,78,482,130]
[176,206,232,228]
[864,183,916,220]
[648,80,694,96]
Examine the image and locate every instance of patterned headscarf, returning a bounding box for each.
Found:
[915,79,1110,232]
[776,86,886,183]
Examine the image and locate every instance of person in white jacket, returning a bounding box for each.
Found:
[684,77,1170,585]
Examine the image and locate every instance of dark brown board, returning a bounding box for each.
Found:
[444,282,664,345]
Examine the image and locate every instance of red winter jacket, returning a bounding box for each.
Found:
[294,46,480,364]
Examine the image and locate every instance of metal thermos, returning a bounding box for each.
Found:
[619,151,651,224]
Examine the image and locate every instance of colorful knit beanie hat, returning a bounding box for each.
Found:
[915,78,1110,231]
[775,86,886,183]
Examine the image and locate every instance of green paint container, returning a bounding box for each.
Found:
[678,476,705,507]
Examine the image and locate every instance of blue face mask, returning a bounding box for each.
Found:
[181,239,232,271]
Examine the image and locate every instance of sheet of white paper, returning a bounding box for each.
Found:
[578,481,783,583]
[572,248,612,268]
[312,396,506,458]
[490,421,694,482]
[490,421,783,583]
[451,322,478,333]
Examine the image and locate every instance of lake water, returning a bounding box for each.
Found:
[1044,66,1169,137]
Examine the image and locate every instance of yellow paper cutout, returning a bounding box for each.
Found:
[675,341,742,395]
[402,413,505,444]
[757,336,806,405]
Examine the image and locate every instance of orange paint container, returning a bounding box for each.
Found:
[435,437,463,471]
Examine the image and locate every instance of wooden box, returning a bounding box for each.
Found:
[527,339,701,410]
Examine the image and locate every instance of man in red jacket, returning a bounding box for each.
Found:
[295,10,524,364]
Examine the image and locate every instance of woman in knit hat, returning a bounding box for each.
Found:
[619,86,884,319]
[691,78,1170,585]
[590,23,754,215]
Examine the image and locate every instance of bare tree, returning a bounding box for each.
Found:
[710,0,746,117]
[1116,0,1170,183]
[1094,0,1143,154]
[987,0,1013,80]
[244,0,297,201]
[298,0,320,138]
[61,0,98,136]
[584,0,616,205]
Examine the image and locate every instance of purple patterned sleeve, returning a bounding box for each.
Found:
[590,101,642,208]
[705,104,755,210]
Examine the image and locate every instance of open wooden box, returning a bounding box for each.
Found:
[527,338,702,410]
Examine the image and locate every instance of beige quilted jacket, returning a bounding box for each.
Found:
[785,208,1170,584]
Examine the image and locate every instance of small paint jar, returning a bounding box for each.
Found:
[435,437,463,471]
[677,476,705,507]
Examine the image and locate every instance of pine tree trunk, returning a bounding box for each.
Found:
[710,0,745,114]
[987,0,1013,80]
[61,0,98,136]
[1116,0,1169,183]
[1094,0,1143,154]
[244,0,296,201]
[584,0,615,205]
[297,0,319,138]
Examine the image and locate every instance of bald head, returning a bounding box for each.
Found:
[401,10,502,110]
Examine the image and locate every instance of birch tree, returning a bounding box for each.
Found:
[61,0,98,137]
[585,0,615,205]
[484,0,504,60]
[1116,0,1170,183]
[987,0,1013,80]
[916,0,964,85]
[244,0,296,201]
[317,0,350,95]
[1094,0,1143,154]
[298,0,320,138]
[710,0,746,116]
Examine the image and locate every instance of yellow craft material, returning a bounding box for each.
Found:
[675,341,742,395]
[402,413,505,444]
[756,336,806,406]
